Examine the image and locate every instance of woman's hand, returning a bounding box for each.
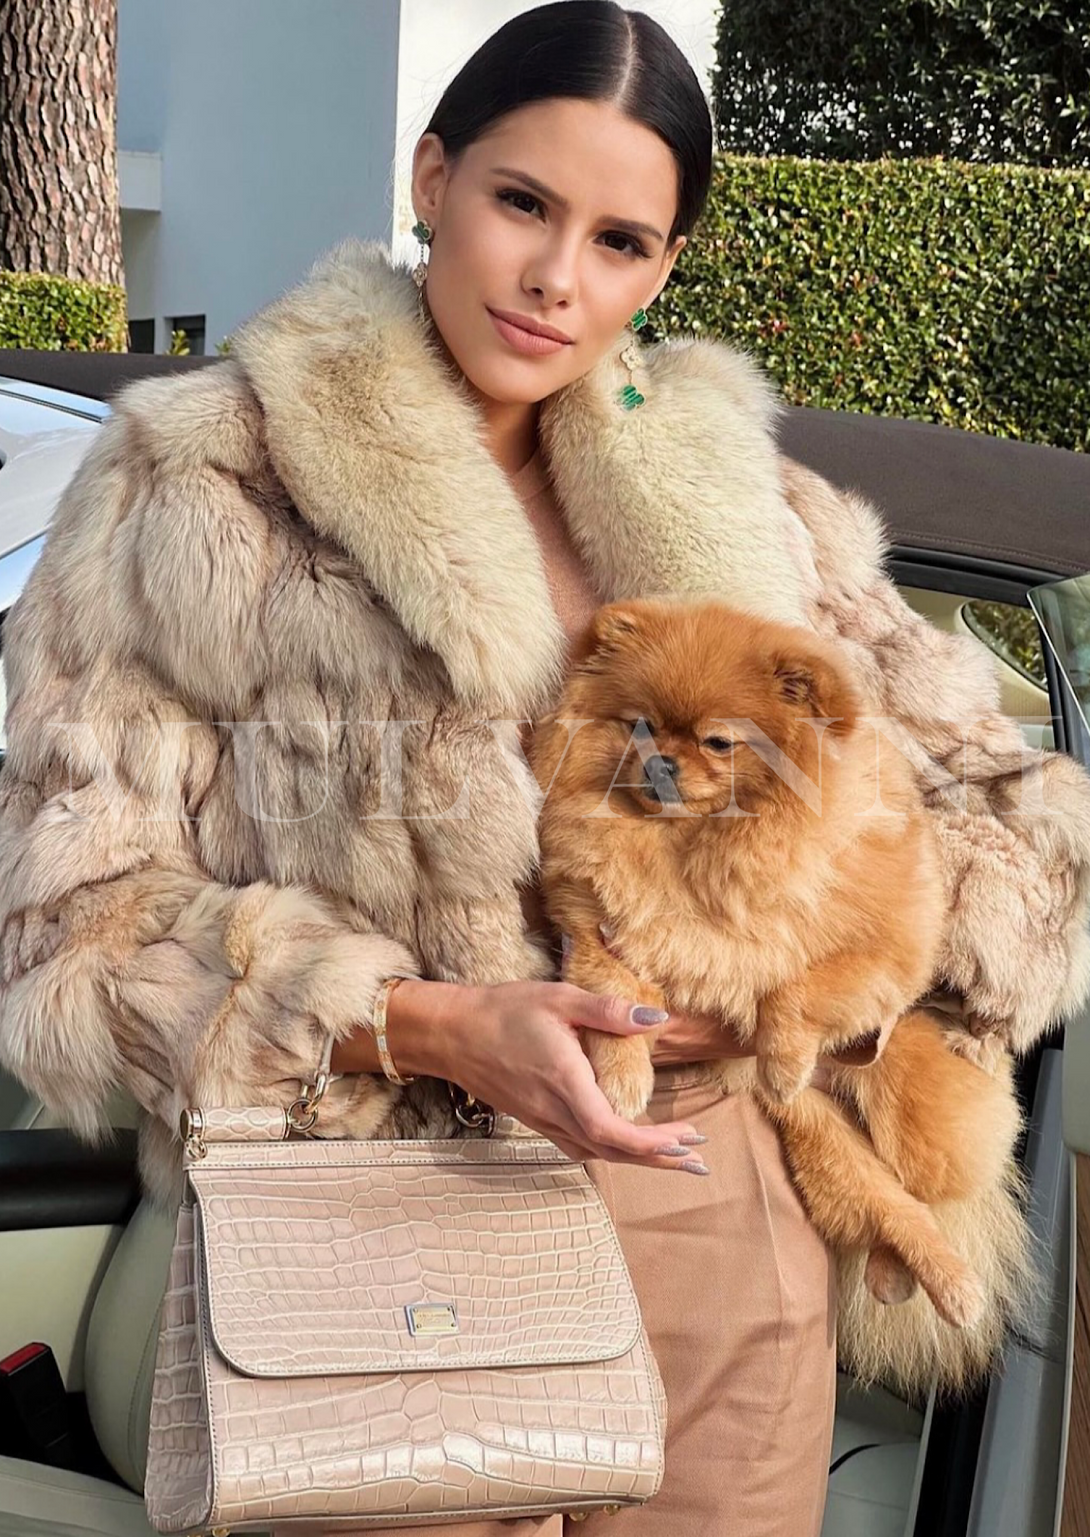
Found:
[392,977,710,1173]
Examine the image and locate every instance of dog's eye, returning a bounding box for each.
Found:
[704,736,736,753]
[622,717,656,736]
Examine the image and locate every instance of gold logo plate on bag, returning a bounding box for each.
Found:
[405,1302,459,1336]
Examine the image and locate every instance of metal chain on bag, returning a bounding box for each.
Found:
[446,1080,497,1137]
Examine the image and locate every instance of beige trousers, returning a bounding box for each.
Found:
[282,1066,838,1537]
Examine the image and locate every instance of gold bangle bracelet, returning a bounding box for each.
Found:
[371,976,416,1085]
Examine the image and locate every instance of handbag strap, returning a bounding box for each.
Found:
[179,1032,532,1161]
[179,1032,339,1160]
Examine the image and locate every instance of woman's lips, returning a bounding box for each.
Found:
[487,309,571,356]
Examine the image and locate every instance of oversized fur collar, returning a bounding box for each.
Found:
[221,239,819,716]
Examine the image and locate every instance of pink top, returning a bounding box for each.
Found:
[510,444,601,956]
[509,445,600,657]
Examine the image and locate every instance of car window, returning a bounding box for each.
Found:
[899,584,1054,748]
[1029,573,1090,734]
[0,609,7,766]
[963,599,1047,688]
[0,539,47,764]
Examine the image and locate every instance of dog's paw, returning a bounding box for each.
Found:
[908,1254,987,1331]
[865,1246,918,1306]
[930,1265,987,1331]
[756,1050,814,1105]
[598,1069,655,1122]
[584,1032,656,1121]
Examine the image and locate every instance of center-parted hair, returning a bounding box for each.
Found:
[423,1,713,248]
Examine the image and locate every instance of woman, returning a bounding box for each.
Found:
[2,3,1089,1533]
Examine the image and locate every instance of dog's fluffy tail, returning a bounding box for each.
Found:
[835,1156,1037,1401]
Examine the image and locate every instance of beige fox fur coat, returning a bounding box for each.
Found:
[1,239,1089,1384]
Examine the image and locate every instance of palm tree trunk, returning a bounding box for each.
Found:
[0,0,124,286]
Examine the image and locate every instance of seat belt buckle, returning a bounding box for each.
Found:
[0,1342,74,1467]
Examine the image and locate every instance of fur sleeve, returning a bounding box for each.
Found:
[780,455,1090,1055]
[0,401,421,1206]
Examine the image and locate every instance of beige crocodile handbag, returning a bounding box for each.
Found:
[143,1068,667,1534]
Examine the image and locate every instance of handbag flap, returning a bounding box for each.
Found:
[189,1142,643,1377]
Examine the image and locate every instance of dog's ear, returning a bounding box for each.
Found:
[772,645,860,737]
[592,603,642,648]
[571,603,643,672]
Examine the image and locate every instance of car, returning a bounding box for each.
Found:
[0,348,1088,1537]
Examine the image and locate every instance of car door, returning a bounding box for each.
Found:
[779,405,1090,1537]
[1026,574,1090,1537]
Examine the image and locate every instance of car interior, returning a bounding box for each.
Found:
[0,357,1085,1537]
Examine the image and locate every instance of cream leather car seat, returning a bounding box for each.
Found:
[0,1076,141,1134]
[820,1383,923,1537]
[0,1198,173,1536]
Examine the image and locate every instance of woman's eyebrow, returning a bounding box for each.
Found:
[488,166,665,243]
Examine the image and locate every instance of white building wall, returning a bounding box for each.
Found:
[118,0,402,351]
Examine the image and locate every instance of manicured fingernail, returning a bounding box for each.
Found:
[655,1144,692,1157]
[680,1159,710,1176]
[630,1006,669,1026]
[678,1132,708,1146]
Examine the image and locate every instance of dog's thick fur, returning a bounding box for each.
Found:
[528,600,1029,1388]
[0,240,1082,1391]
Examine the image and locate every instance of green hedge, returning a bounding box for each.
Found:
[0,270,127,351]
[711,0,1090,167]
[651,156,1090,451]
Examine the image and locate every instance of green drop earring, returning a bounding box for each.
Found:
[411,219,432,310]
[618,307,648,410]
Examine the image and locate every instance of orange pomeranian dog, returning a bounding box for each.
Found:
[527,597,1024,1339]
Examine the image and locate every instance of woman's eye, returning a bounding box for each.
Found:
[496,190,649,260]
[497,188,541,217]
[704,737,736,753]
[601,231,649,259]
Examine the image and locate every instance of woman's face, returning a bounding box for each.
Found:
[410,98,688,406]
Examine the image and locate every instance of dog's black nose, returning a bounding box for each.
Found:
[642,754,683,804]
